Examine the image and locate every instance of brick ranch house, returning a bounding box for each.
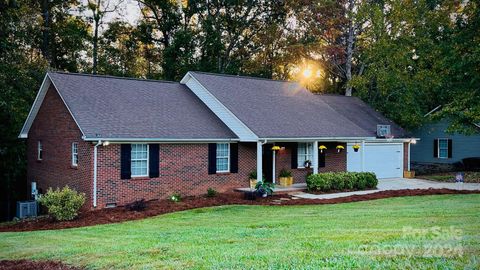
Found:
[19,71,415,209]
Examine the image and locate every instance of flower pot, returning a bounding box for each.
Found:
[353,148,359,152]
[279,177,289,187]
[288,176,293,186]
[249,179,258,189]
[403,171,415,179]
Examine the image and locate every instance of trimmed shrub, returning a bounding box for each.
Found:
[206,188,217,197]
[38,186,85,221]
[307,172,378,192]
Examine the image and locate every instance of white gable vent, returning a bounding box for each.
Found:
[377,125,391,137]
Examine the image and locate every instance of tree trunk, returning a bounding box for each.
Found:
[41,0,50,64]
[345,0,355,97]
[93,18,99,74]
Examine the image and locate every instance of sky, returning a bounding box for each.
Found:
[81,0,142,27]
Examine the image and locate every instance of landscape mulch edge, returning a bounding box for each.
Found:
[0,259,82,270]
[0,189,478,233]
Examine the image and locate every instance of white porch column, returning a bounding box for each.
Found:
[313,141,319,174]
[272,150,276,184]
[361,140,366,172]
[407,142,411,171]
[257,141,263,182]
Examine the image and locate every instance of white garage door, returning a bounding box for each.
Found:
[347,143,403,178]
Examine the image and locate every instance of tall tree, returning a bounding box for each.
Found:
[0,0,47,220]
[87,0,123,74]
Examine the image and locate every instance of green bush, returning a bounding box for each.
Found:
[206,188,217,197]
[307,172,378,192]
[170,193,182,202]
[38,186,85,221]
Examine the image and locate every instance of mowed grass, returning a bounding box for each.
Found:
[1,195,479,269]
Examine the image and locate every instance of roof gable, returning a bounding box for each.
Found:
[19,74,85,138]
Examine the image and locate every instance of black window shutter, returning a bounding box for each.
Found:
[291,142,298,169]
[120,144,131,179]
[448,139,453,158]
[208,143,217,174]
[319,152,326,168]
[230,143,238,173]
[433,139,438,158]
[149,144,159,178]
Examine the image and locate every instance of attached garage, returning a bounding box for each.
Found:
[347,143,404,178]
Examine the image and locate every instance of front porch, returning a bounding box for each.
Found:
[252,140,354,185]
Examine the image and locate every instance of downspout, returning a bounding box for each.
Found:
[93,140,102,208]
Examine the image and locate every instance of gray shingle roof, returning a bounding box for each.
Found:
[318,95,408,138]
[48,72,236,139]
[190,72,407,138]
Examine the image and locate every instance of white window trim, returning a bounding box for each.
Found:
[37,141,42,161]
[437,138,449,159]
[297,142,314,168]
[131,144,149,177]
[216,143,230,173]
[71,142,78,166]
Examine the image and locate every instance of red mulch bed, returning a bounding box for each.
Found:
[0,189,478,233]
[0,260,81,270]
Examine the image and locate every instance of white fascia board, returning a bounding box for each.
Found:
[18,73,86,139]
[181,72,258,142]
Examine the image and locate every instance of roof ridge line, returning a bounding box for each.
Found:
[48,71,178,84]
[190,71,299,84]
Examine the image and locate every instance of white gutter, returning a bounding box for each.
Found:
[83,137,240,143]
[93,140,102,208]
[259,137,376,142]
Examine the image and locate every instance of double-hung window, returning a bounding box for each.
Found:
[216,143,230,172]
[438,139,449,159]
[37,141,43,161]
[131,144,149,177]
[71,142,78,166]
[298,142,313,168]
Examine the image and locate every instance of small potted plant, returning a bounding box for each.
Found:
[255,181,274,197]
[304,160,312,168]
[352,144,360,152]
[248,171,258,189]
[336,145,344,153]
[279,169,293,186]
[319,145,327,153]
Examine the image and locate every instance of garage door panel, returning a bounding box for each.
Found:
[347,143,403,178]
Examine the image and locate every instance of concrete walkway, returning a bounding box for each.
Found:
[292,178,480,200]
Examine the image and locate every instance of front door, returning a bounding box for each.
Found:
[262,144,273,183]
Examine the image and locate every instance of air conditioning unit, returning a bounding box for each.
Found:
[16,200,38,219]
[377,125,391,137]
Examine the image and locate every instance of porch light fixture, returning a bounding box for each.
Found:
[410,139,417,144]
[352,144,360,152]
[336,145,344,153]
[102,141,110,146]
[271,146,281,151]
[319,145,327,153]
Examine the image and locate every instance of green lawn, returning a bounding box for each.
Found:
[1,195,479,269]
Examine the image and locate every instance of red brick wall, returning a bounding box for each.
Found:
[274,142,347,184]
[95,143,257,207]
[27,85,94,207]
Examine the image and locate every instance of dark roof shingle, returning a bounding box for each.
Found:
[190,72,407,138]
[48,72,236,139]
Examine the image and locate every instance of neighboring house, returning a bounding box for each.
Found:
[20,71,414,209]
[411,118,480,173]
